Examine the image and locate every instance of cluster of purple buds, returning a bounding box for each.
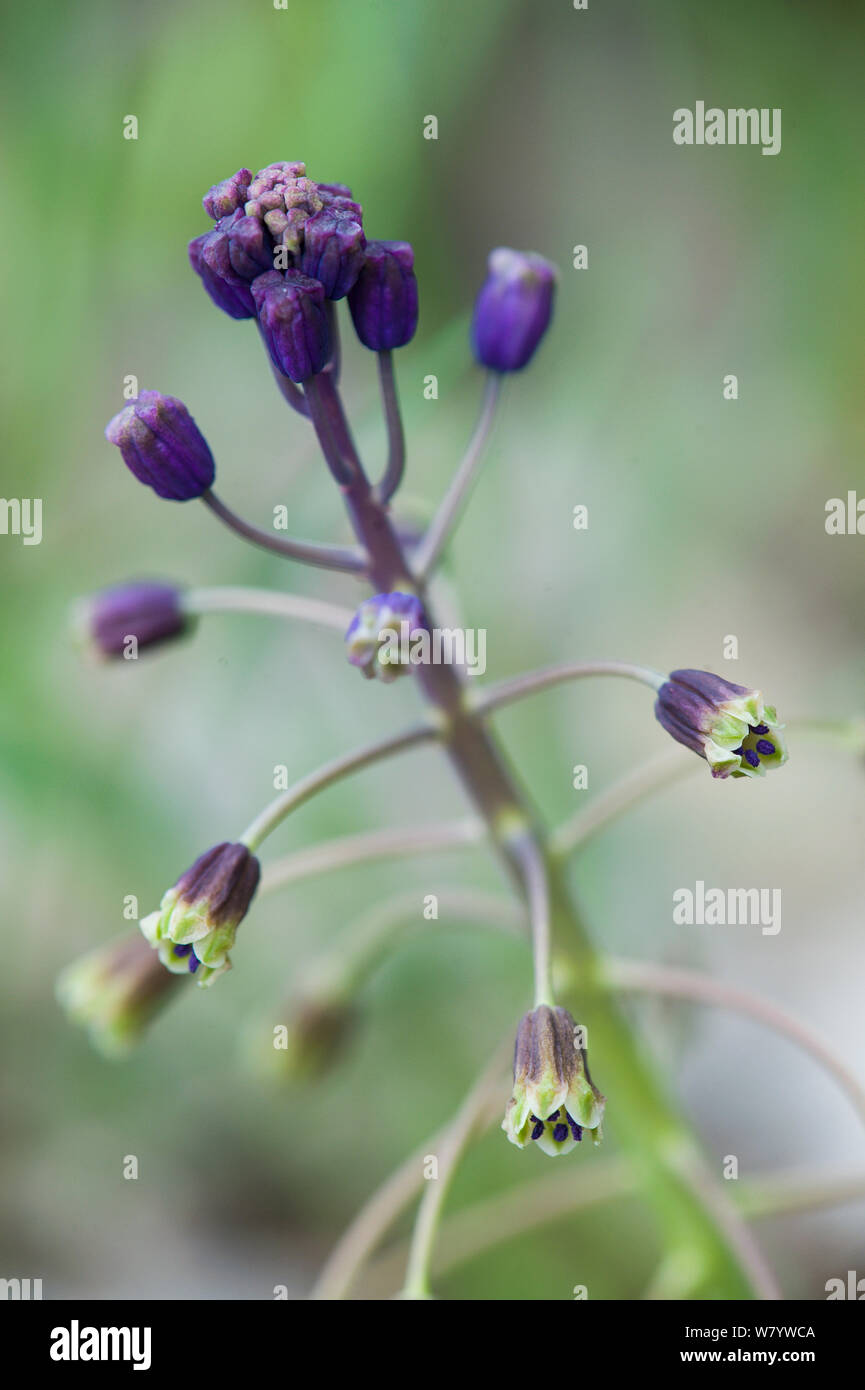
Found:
[187,162,420,379]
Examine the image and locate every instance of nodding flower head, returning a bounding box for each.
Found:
[472,248,557,373]
[345,591,427,682]
[655,669,788,780]
[191,161,365,311]
[348,241,419,351]
[252,269,332,382]
[105,391,215,501]
[139,842,261,987]
[503,1005,605,1156]
[76,581,191,660]
[254,997,358,1085]
[56,933,183,1057]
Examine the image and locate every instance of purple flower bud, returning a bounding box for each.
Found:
[105,390,215,501]
[348,241,418,351]
[189,210,274,319]
[203,210,273,283]
[299,207,366,300]
[471,248,557,373]
[189,233,256,319]
[252,269,331,382]
[202,167,251,220]
[654,669,788,779]
[345,591,426,682]
[77,582,191,659]
[317,181,357,204]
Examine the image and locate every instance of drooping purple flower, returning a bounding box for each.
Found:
[79,582,190,659]
[252,269,331,382]
[105,391,215,501]
[348,241,419,351]
[471,248,557,373]
[654,670,788,779]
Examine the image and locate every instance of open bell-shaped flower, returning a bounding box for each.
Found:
[503,1005,605,1156]
[654,670,788,779]
[139,842,260,987]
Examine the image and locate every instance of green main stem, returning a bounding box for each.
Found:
[304,368,756,1298]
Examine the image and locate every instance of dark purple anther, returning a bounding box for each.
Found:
[553,1123,568,1143]
[546,1110,560,1121]
[756,740,775,755]
[173,943,193,957]
[252,270,332,382]
[105,391,215,501]
[188,955,199,974]
[751,724,769,735]
[348,241,418,351]
[743,749,760,768]
[531,1121,544,1141]
[567,1114,583,1142]
[471,248,557,372]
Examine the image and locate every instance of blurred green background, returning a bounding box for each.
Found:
[2,0,864,1299]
